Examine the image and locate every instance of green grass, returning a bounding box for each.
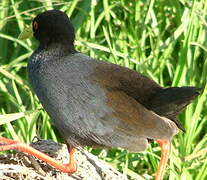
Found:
[0,0,207,179]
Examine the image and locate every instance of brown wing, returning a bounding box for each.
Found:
[106,90,178,139]
[92,60,162,107]
[91,61,199,132]
[88,60,178,151]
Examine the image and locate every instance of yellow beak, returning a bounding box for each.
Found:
[18,24,33,39]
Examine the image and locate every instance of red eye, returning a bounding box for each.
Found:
[33,21,38,30]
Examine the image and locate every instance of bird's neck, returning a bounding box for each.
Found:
[39,41,76,54]
[30,43,76,65]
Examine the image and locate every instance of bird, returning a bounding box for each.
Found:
[0,10,201,180]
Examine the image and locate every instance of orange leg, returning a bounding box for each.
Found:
[0,136,76,173]
[155,139,171,180]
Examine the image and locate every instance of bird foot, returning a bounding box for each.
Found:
[0,136,77,174]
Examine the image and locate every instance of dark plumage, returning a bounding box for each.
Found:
[27,10,200,152]
[0,9,197,179]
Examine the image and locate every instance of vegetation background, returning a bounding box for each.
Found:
[0,0,207,179]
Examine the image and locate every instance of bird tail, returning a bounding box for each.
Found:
[150,86,201,131]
